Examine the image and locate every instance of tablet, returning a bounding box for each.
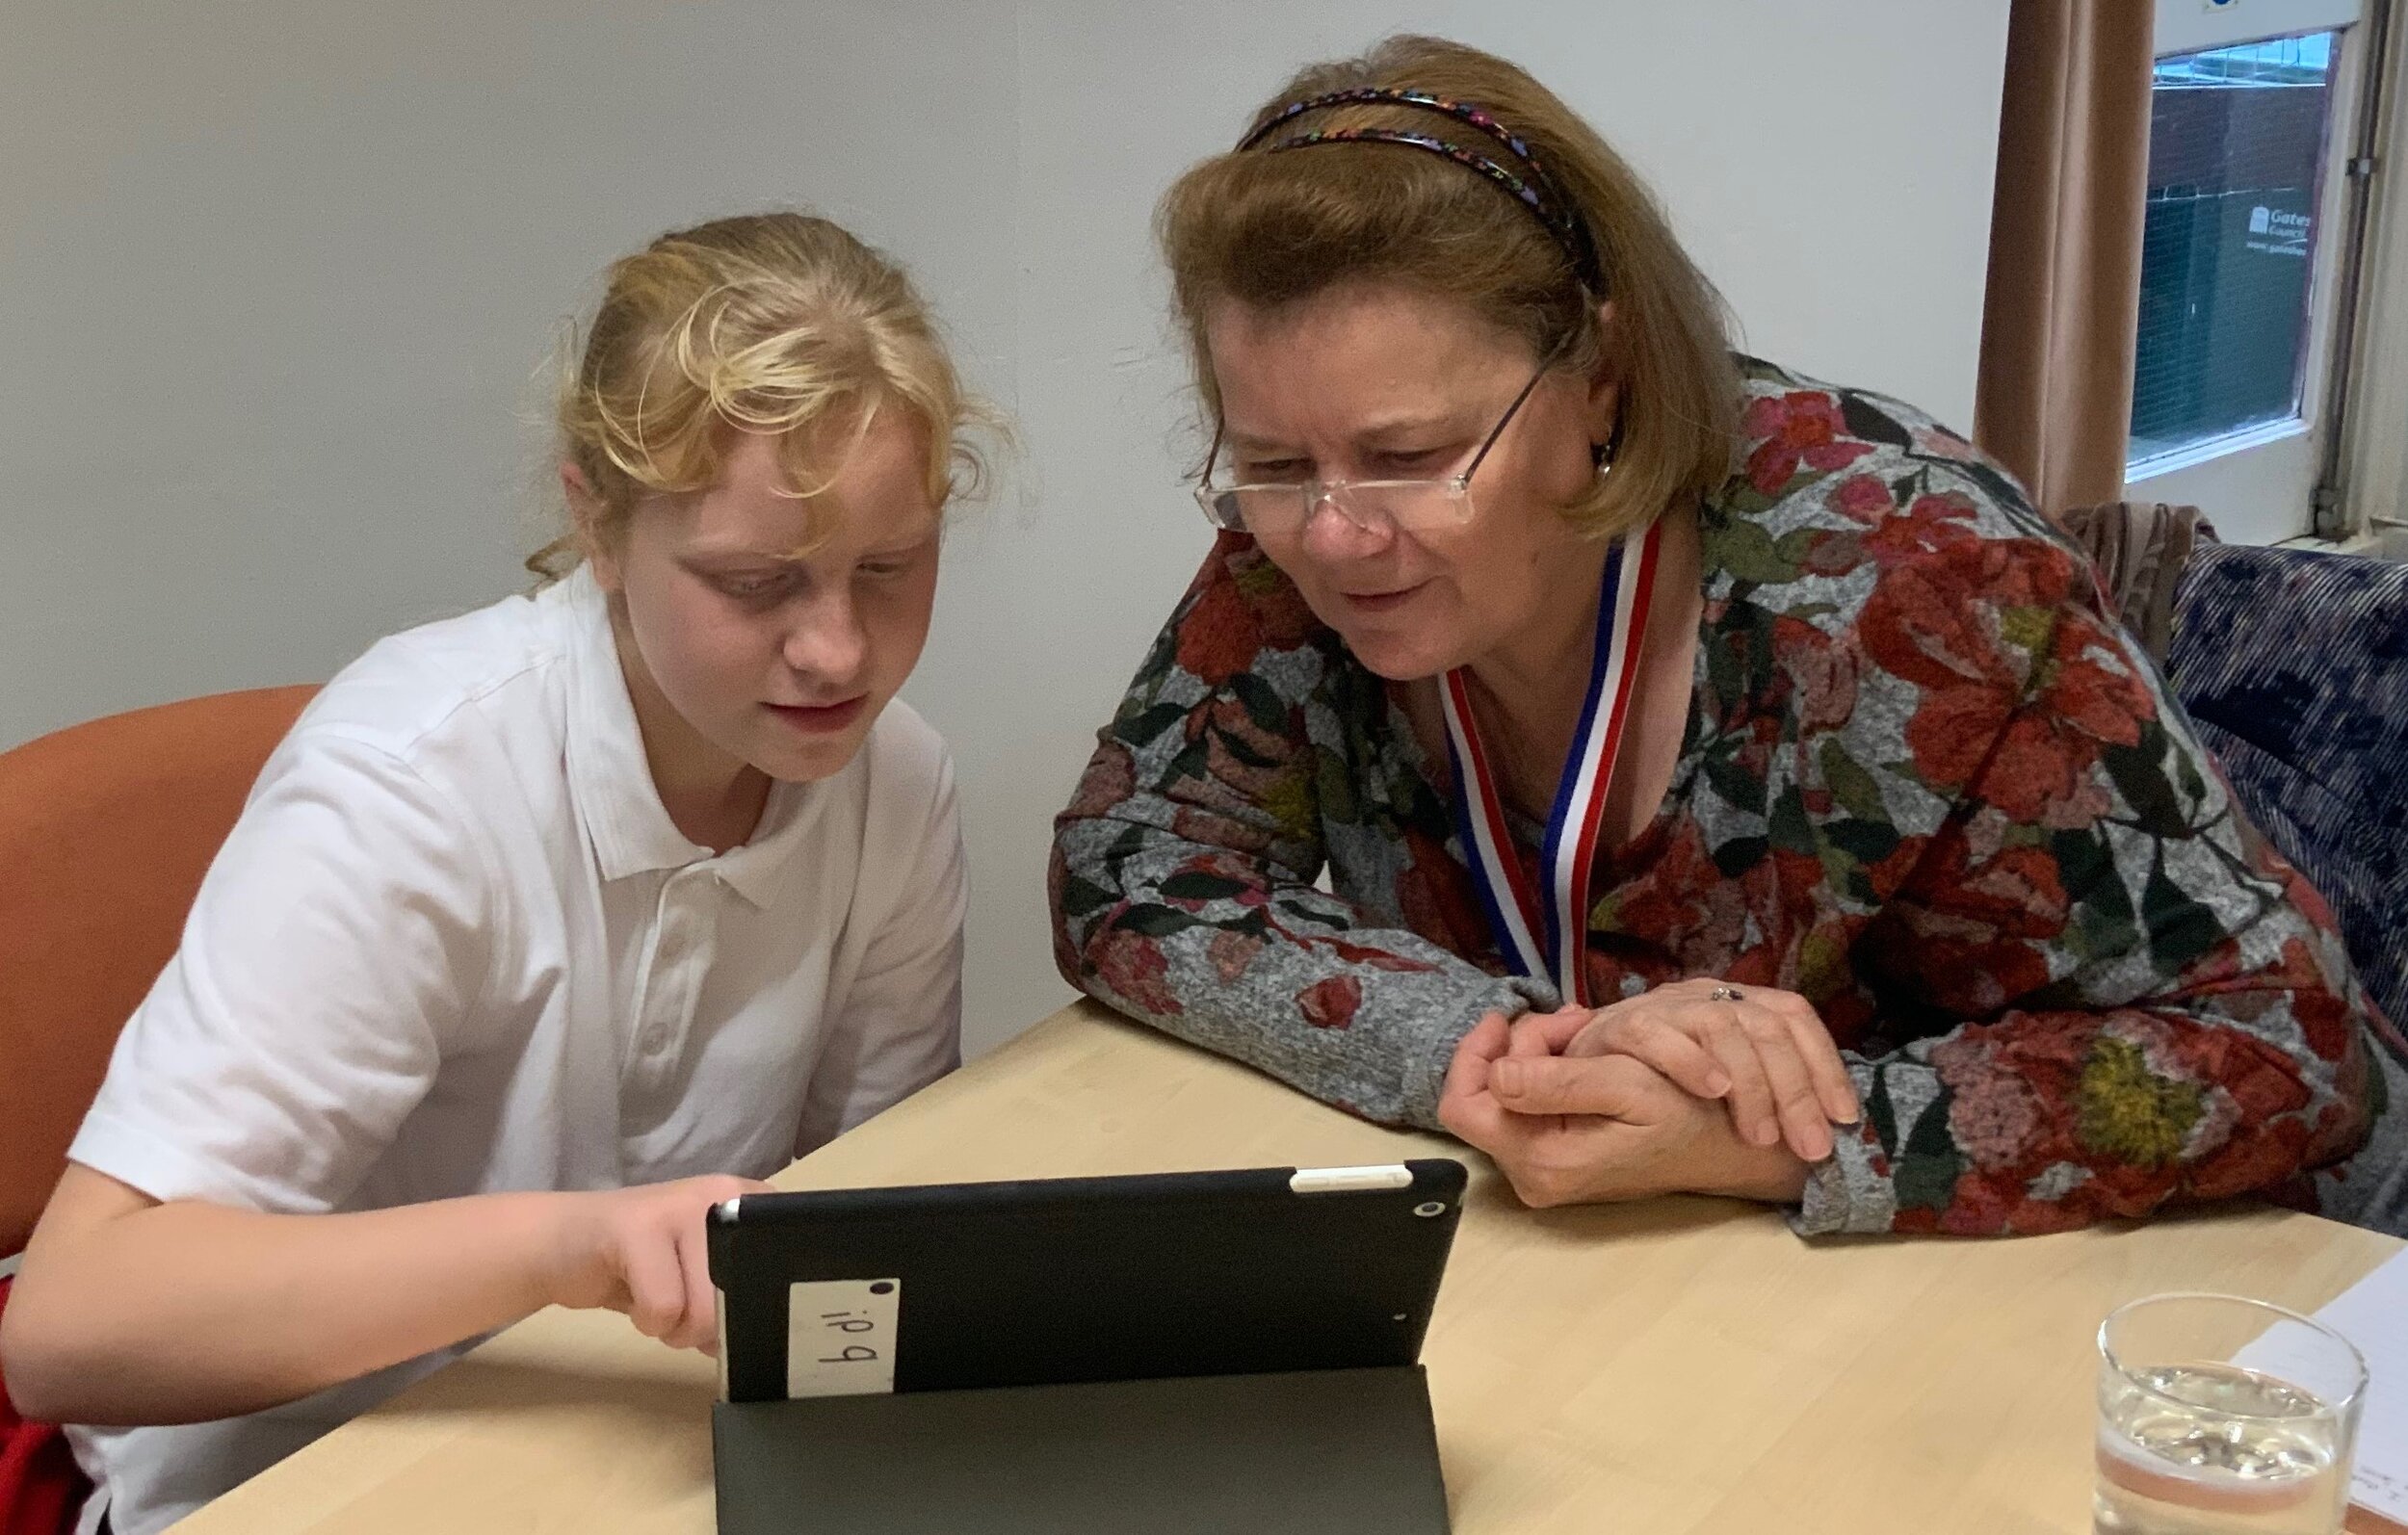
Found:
[704,1159,1465,1535]
[708,1158,1467,1402]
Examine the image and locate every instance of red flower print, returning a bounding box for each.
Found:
[1775,616,1859,731]
[1208,927,1267,983]
[1610,820,1751,972]
[1171,802,1274,857]
[1091,923,1183,1016]
[2188,1115,2316,1201]
[2209,1032,2317,1126]
[1185,695,1294,805]
[1297,976,1362,1029]
[1903,684,2018,794]
[2035,620,2153,750]
[1304,935,1440,976]
[1914,838,2071,941]
[1945,1176,2103,1236]
[1864,537,2145,820]
[1947,1068,2048,1170]
[2270,936,2361,1063]
[1978,624,2150,823]
[1931,1009,2096,1087]
[1175,563,1261,687]
[1799,528,1870,580]
[1985,715,2122,823]
[1860,552,2020,699]
[1167,847,1269,893]
[1906,934,2056,1016]
[1920,1013,2325,1228]
[1741,390,1874,495]
[1228,540,1322,650]
[1064,739,1137,820]
[1828,472,1894,525]
[1863,491,1982,566]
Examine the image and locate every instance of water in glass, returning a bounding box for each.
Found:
[2095,1361,2349,1535]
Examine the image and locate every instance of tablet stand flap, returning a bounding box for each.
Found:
[711,1364,1450,1535]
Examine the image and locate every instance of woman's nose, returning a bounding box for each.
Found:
[1298,487,1395,562]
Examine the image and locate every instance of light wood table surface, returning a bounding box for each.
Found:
[173,1001,2401,1535]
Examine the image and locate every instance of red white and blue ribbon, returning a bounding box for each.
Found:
[1440,521,1662,1008]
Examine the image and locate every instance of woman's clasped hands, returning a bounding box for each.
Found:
[1437,978,1863,1209]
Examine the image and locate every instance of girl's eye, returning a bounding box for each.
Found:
[859,541,933,580]
[712,572,793,600]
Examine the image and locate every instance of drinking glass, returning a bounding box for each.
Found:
[2096,1292,2367,1535]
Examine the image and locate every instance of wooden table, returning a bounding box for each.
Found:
[172,1002,2402,1535]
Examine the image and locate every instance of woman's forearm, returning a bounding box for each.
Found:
[0,1165,571,1426]
[1055,809,1540,1126]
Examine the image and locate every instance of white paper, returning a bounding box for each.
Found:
[2236,1250,2408,1525]
[785,1277,902,1399]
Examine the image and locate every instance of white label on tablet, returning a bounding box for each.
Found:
[786,1278,901,1398]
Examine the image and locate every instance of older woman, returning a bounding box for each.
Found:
[1050,35,2405,1237]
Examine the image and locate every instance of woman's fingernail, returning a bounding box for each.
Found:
[1493,1059,1526,1095]
[1706,1072,1733,1096]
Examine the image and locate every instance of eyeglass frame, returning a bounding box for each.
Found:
[1191,326,1583,535]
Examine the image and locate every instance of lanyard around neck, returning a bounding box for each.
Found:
[1439,520,1663,1007]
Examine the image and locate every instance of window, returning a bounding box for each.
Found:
[2128,32,2342,473]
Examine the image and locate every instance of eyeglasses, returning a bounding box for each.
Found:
[1192,330,1575,536]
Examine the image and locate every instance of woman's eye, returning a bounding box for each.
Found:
[1375,447,1451,473]
[1238,458,1310,483]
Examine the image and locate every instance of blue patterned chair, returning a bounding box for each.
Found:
[2164,541,2408,1032]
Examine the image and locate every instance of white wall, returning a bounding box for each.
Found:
[0,0,2011,1056]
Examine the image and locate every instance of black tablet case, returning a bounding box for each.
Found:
[707,1160,1464,1533]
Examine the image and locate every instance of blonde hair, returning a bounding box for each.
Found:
[531,210,994,580]
[1159,36,1740,538]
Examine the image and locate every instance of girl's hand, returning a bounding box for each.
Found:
[546,1175,773,1354]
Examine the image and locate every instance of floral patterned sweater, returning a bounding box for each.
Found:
[1050,357,2391,1237]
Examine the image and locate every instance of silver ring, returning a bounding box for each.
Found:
[1709,984,1743,1003]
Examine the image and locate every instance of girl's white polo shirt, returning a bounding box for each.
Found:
[62,566,965,1535]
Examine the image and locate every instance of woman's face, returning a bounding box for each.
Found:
[1204,282,1614,681]
[578,411,941,790]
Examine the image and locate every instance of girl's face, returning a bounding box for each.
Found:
[575,410,942,792]
[1204,282,1615,681]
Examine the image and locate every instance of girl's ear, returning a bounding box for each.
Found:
[560,461,623,593]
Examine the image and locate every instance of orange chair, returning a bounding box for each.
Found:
[0,686,315,1535]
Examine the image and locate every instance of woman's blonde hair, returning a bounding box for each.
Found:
[532,210,993,579]
[1160,36,1739,538]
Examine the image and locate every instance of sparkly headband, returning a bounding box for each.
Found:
[1235,87,1605,294]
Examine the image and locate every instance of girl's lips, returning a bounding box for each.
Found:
[765,696,867,733]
